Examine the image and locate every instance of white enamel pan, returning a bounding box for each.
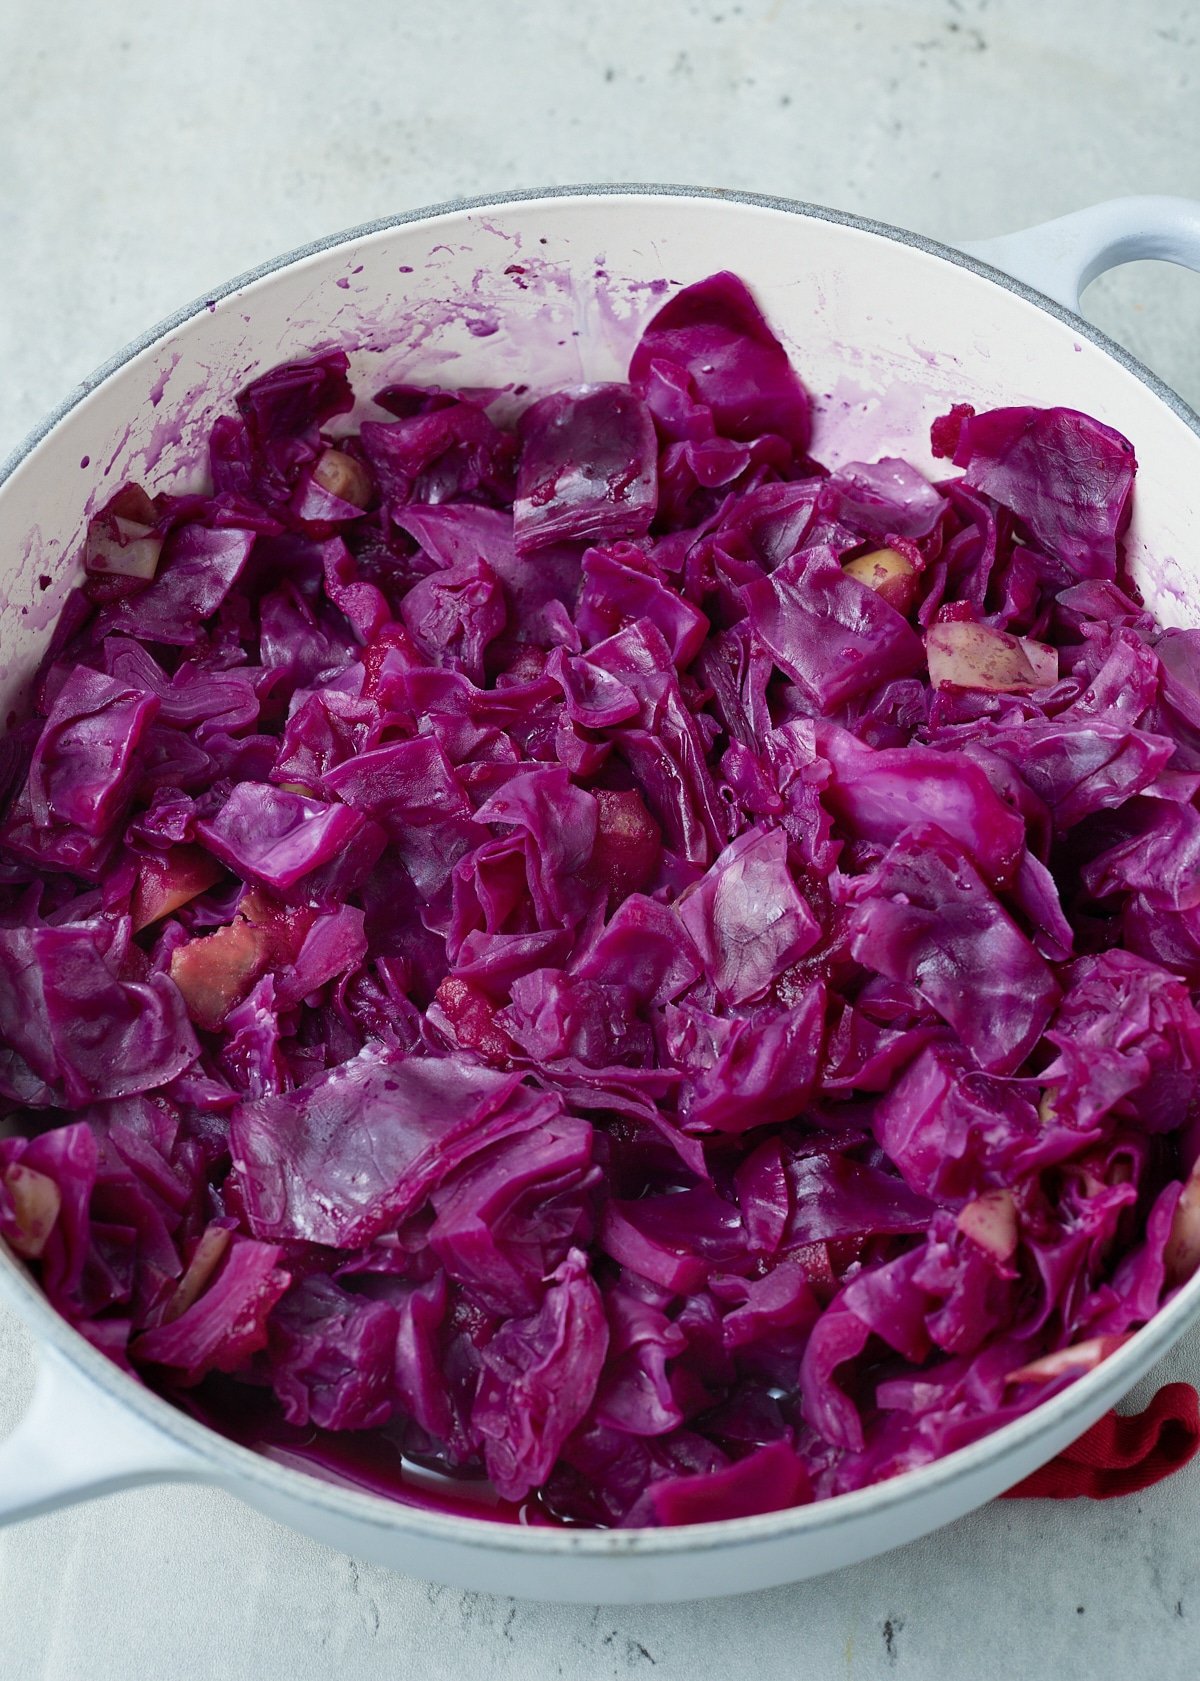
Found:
[2,188,1200,1603]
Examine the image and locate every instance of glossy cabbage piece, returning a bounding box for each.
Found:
[195,783,381,893]
[0,914,198,1108]
[849,825,1060,1076]
[629,270,812,450]
[0,667,159,876]
[932,403,1136,581]
[514,385,658,553]
[231,1049,566,1248]
[743,549,925,711]
[101,526,256,645]
[816,721,1025,886]
[676,828,819,1007]
[1,268,1195,1532]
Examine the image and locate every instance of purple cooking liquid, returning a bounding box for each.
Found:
[181,1379,562,1525]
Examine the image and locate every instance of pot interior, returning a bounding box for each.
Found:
[2,190,1200,1560]
[3,190,1198,723]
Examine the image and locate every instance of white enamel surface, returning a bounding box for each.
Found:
[962,195,1200,314]
[3,190,1200,1603]
[0,1345,204,1525]
[6,192,1200,721]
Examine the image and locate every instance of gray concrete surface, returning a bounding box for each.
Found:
[0,1,1198,1677]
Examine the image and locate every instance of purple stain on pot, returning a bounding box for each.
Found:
[0,228,677,714]
[149,351,182,408]
[0,524,68,643]
[479,218,522,244]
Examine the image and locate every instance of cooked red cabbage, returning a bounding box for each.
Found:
[2,271,1197,1529]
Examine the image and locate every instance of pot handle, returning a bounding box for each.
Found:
[957,195,1200,314]
[0,1345,209,1526]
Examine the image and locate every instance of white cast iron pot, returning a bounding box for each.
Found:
[2,188,1200,1604]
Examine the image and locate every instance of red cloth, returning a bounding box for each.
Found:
[1002,1382,1200,1499]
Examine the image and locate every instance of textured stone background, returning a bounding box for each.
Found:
[0,2,1198,1676]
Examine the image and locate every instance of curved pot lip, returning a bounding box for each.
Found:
[6,1238,1200,1555]
[2,181,1200,1558]
[3,182,1199,495]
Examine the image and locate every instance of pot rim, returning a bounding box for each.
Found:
[5,181,1198,489]
[3,181,1199,1557]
